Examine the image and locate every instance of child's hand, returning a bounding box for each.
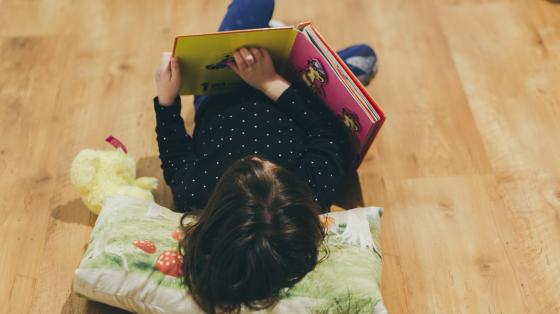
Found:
[229,47,290,101]
[154,52,181,106]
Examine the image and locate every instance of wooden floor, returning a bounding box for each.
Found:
[1,0,559,313]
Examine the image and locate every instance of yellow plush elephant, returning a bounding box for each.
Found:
[70,149,158,215]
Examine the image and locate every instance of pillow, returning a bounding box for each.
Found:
[74,195,386,314]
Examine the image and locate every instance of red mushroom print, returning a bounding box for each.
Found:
[155,250,183,277]
[171,229,184,241]
[132,240,156,254]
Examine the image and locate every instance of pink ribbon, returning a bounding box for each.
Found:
[105,135,128,153]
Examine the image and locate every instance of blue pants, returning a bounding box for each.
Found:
[194,0,377,110]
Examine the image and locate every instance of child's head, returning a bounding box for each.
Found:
[179,155,326,313]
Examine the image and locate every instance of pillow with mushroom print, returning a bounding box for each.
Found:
[74,195,387,314]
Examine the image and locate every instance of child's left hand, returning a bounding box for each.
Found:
[154,52,181,106]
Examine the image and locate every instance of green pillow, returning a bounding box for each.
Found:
[74,195,386,313]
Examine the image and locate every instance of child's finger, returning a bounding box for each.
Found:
[232,51,248,70]
[250,47,262,61]
[159,52,171,68]
[159,52,172,79]
[239,47,255,65]
[169,57,180,79]
[260,48,271,62]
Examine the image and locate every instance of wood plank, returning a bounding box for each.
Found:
[8,275,37,314]
[354,0,493,180]
[437,1,560,312]
[0,35,70,311]
[382,175,528,313]
[0,0,559,313]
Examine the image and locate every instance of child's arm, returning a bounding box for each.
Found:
[230,47,347,211]
[154,52,195,183]
[153,96,197,184]
[154,53,202,211]
[155,52,181,106]
[154,98,205,211]
[274,85,347,212]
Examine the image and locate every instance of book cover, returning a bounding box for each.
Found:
[286,31,375,155]
[302,25,386,166]
[172,24,385,167]
[173,27,298,95]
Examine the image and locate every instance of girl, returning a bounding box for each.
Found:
[153,1,377,312]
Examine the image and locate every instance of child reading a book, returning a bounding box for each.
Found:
[153,0,377,313]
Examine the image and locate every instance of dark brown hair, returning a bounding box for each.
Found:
[179,155,327,313]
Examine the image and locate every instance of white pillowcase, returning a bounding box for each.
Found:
[74,195,386,313]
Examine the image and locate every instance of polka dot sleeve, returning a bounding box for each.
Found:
[154,96,201,211]
[274,86,347,211]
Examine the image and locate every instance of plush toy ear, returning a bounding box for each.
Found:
[70,149,100,193]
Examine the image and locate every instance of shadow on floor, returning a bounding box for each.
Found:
[137,155,174,209]
[84,301,132,314]
[61,292,131,314]
[50,198,96,226]
[136,155,163,179]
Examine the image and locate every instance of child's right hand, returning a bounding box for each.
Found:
[154,52,181,106]
[229,47,290,101]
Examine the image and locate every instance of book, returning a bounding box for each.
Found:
[172,22,386,168]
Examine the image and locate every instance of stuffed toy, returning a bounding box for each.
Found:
[70,137,158,215]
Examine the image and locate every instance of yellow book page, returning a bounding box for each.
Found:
[173,27,299,95]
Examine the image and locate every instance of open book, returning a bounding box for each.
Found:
[172,22,385,168]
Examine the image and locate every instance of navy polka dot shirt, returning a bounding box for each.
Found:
[154,85,350,213]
